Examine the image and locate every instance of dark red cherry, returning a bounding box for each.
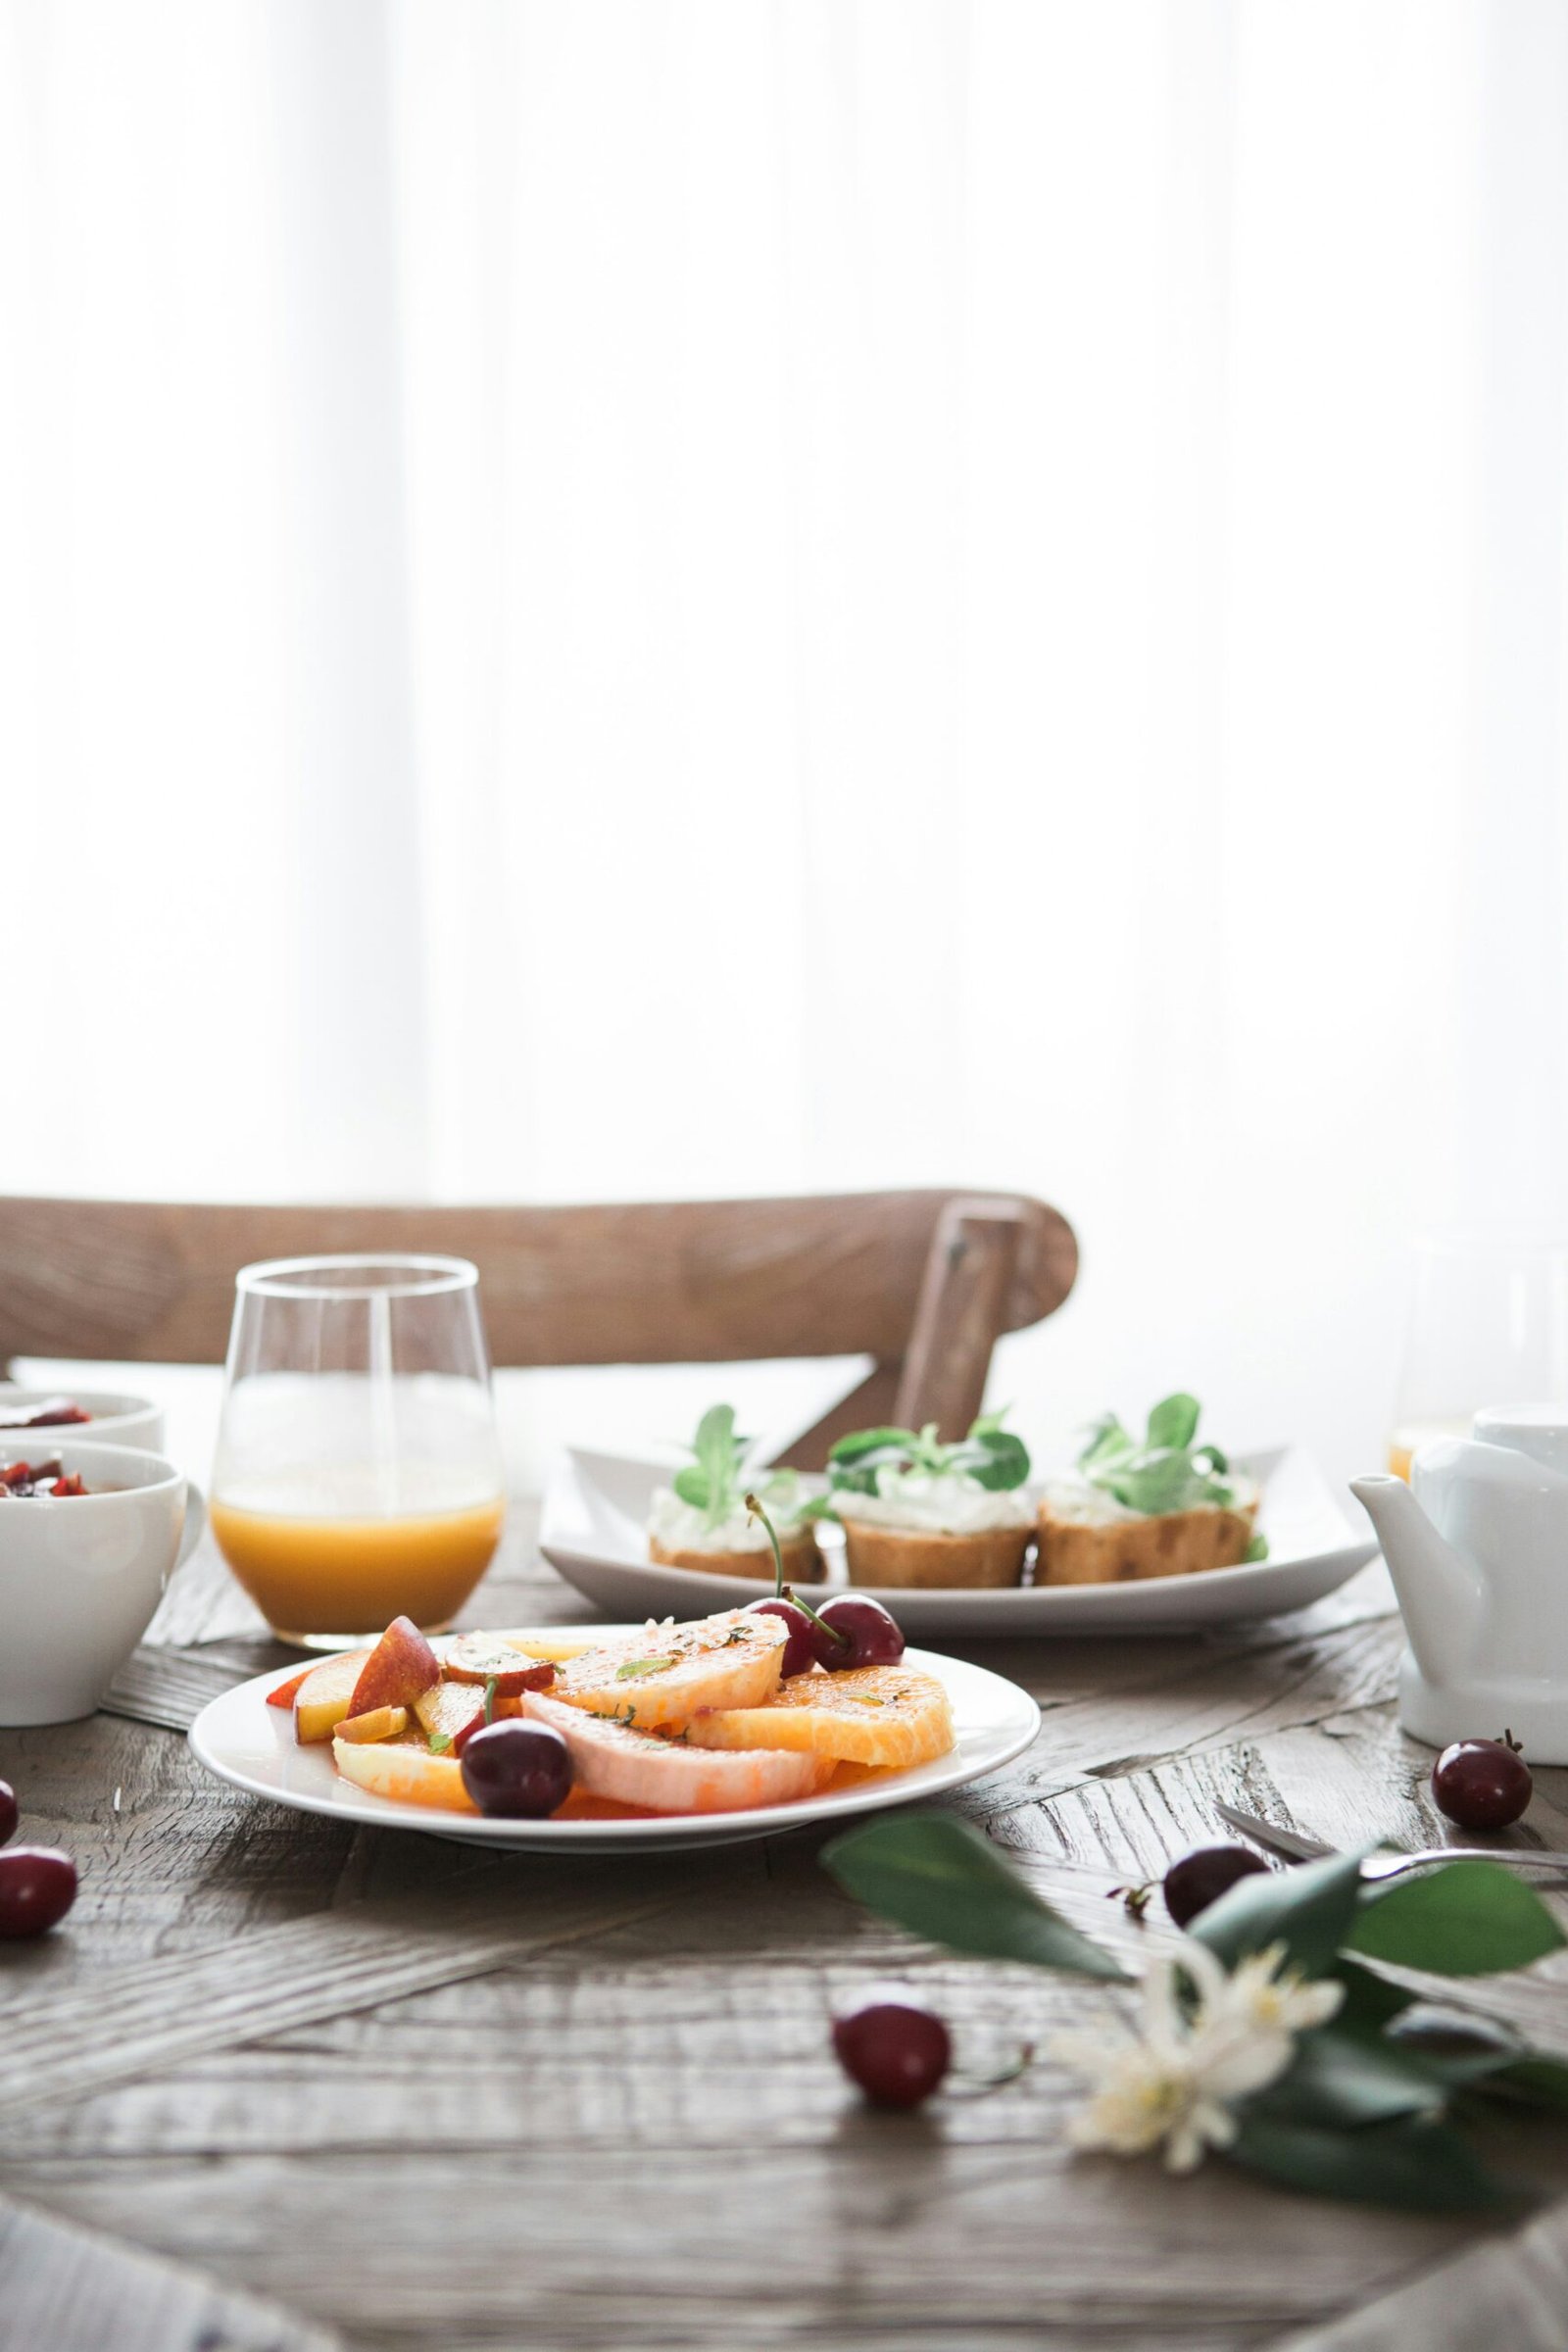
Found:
[1163,1843,1268,1928]
[0,1781,16,1846]
[459,1722,572,1819]
[833,1989,951,2107]
[744,1596,817,1680]
[0,1845,77,1938]
[1432,1736,1533,1831]
[813,1593,906,1671]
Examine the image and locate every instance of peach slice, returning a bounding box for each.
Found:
[550,1609,789,1731]
[413,1681,527,1754]
[331,1730,477,1813]
[347,1616,441,1720]
[442,1633,555,1694]
[334,1704,409,1743]
[266,1667,312,1712]
[293,1650,371,1745]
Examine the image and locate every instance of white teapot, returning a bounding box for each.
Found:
[1352,1406,1568,1762]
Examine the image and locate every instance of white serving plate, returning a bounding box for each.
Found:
[540,1446,1377,1636]
[187,1637,1041,1855]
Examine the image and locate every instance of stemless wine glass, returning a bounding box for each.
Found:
[1388,1233,1568,1478]
[210,1255,506,1647]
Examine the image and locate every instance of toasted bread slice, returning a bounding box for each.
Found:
[549,1607,788,1729]
[838,1523,1029,1591]
[685,1662,956,1769]
[649,1528,822,1584]
[1035,1495,1258,1584]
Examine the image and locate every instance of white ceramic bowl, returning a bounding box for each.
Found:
[0,1386,164,1452]
[0,1442,204,1725]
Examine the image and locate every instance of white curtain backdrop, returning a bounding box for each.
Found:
[5,0,1568,1489]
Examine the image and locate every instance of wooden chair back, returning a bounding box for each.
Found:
[0,1190,1076,1464]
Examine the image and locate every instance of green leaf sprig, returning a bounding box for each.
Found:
[822,1810,1568,2212]
[827,1412,1030,1498]
[1076,1393,1246,1521]
[670,1403,816,1532]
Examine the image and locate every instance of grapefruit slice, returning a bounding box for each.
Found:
[520,1690,820,1813]
[684,1662,955,1770]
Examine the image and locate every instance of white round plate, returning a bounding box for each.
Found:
[187,1637,1042,1855]
[539,1445,1379,1637]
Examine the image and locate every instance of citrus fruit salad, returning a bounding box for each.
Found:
[267,1601,955,1823]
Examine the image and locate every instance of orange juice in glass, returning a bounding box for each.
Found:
[211,1255,505,1647]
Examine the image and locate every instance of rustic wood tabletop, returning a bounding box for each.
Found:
[5,1517,1568,2352]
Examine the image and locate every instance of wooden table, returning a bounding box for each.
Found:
[6,1518,1568,2352]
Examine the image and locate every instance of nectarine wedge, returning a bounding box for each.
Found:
[442,1633,555,1694]
[293,1650,370,1745]
[335,1704,408,1743]
[347,1616,440,1720]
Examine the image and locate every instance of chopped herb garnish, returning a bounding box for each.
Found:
[828,1412,1030,1496]
[1075,1394,1237,1516]
[483,1675,498,1725]
[615,1654,678,1681]
[427,1732,454,1755]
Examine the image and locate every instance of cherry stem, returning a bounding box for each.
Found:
[744,1491,788,1599]
[941,2041,1037,2101]
[781,1582,853,1652]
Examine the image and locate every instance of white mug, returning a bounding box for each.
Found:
[0,1442,205,1726]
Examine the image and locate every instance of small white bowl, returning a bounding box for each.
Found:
[0,1441,205,1725]
[0,1386,164,1453]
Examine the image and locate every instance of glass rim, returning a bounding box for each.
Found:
[234,1253,480,1301]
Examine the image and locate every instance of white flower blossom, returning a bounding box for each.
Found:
[1054,1936,1336,2175]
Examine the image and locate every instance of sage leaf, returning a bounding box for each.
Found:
[823,1812,1127,1981]
[1229,2114,1518,2211]
[1146,1393,1200,1450]
[1348,1862,1566,1978]
[1190,1846,1368,1976]
[1249,2026,1447,2132]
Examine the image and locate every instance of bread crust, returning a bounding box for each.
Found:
[840,1521,1030,1591]
[1035,1497,1258,1585]
[648,1529,822,1585]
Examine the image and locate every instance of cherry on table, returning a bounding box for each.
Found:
[1432,1735,1533,1832]
[811,1593,906,1671]
[0,1845,77,1938]
[459,1721,573,1819]
[0,1781,16,1847]
[744,1596,817,1680]
[1163,1843,1269,1928]
[833,1988,951,2108]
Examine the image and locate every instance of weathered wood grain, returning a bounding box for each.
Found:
[0,1190,1075,1373]
[0,2190,341,2352]
[10,1524,1568,2352]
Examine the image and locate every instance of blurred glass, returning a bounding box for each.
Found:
[1389,1234,1568,1478]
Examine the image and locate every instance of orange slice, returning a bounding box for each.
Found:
[684,1662,955,1770]
[549,1609,788,1731]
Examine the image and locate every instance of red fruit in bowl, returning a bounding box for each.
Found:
[0,1845,77,1938]
[0,1781,16,1846]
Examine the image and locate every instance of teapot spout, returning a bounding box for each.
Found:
[1349,1473,1485,1688]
